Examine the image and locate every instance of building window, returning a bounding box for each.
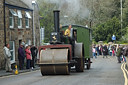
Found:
[25,11,31,28]
[26,39,31,45]
[25,18,29,28]
[9,41,15,64]
[18,18,22,28]
[17,10,22,28]
[9,9,17,28]
[9,12,14,28]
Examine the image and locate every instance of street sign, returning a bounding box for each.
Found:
[112,35,116,41]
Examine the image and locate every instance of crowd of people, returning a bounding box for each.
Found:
[92,44,128,63]
[18,42,38,70]
[3,42,38,72]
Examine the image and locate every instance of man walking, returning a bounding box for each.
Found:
[3,44,12,72]
[18,42,25,70]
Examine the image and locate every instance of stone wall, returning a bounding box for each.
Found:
[0,0,6,69]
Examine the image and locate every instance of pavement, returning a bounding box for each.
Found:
[0,66,40,77]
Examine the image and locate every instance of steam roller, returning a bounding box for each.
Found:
[37,10,92,75]
[40,49,69,75]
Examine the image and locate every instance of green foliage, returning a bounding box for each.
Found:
[37,1,57,42]
[93,17,122,42]
[122,27,128,42]
[91,0,128,43]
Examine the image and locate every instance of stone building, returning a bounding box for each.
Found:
[21,0,40,46]
[0,0,40,69]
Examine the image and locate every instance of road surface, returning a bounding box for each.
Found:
[0,56,125,85]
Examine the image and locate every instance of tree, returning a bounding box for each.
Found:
[123,27,128,42]
[37,0,57,42]
[93,17,121,42]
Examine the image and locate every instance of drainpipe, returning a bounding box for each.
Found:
[3,0,6,45]
[32,1,36,46]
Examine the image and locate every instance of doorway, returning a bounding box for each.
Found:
[19,40,22,46]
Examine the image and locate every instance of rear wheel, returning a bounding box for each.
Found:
[86,58,91,69]
[75,58,84,72]
[74,43,85,72]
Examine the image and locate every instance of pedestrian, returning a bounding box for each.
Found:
[116,46,122,63]
[3,44,12,72]
[25,45,32,69]
[18,42,25,70]
[116,46,126,63]
[115,45,118,56]
[100,45,103,55]
[92,46,97,58]
[96,45,100,56]
[123,45,128,57]
[30,45,38,68]
[103,45,108,58]
[109,46,112,56]
[122,46,127,62]
[112,48,115,56]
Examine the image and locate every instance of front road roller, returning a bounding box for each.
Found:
[39,48,70,75]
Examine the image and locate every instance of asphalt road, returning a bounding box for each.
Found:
[0,56,125,85]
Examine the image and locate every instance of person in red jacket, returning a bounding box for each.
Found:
[25,45,32,69]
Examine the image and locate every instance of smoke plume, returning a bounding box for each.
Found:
[42,0,90,25]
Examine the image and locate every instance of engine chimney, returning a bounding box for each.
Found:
[53,10,60,32]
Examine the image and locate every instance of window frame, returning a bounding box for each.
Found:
[9,9,17,29]
[17,10,22,29]
[18,18,22,28]
[25,17,29,28]
[25,11,31,28]
[9,12,14,28]
[9,41,15,64]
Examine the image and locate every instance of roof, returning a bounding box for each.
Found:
[5,0,32,11]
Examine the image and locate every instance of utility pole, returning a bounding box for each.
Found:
[120,0,122,37]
